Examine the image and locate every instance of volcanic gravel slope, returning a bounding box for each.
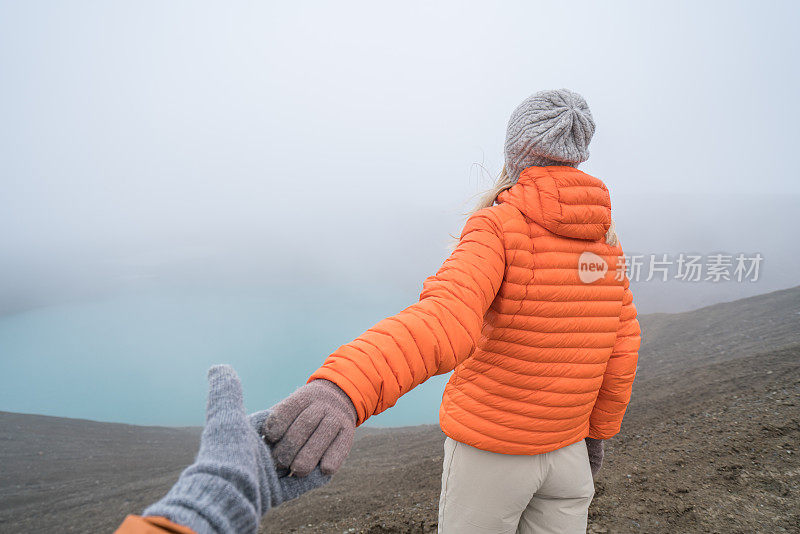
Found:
[0,413,200,533]
[0,286,798,533]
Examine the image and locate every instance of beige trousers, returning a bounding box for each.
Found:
[437,437,595,534]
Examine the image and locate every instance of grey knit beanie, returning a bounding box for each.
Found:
[504,89,595,181]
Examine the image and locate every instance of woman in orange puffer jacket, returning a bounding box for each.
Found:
[265,89,641,534]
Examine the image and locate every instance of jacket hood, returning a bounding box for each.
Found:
[497,166,611,241]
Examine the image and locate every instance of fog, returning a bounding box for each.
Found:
[1,1,798,425]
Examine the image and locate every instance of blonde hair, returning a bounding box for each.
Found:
[469,164,516,215]
[468,164,618,246]
[605,218,618,247]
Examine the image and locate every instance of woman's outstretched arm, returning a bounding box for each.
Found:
[264,208,506,476]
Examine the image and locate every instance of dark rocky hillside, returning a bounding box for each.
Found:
[636,285,800,379]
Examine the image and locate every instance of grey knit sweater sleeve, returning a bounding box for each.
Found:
[143,366,330,534]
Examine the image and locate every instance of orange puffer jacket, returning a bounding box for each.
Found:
[309,166,640,454]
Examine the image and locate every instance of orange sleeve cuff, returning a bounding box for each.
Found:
[587,429,612,440]
[115,515,196,534]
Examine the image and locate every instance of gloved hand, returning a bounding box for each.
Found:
[143,366,330,534]
[264,379,357,476]
[585,437,604,476]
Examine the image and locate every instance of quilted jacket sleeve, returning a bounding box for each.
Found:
[308,209,506,425]
[588,272,641,439]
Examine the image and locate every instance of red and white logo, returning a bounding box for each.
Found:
[578,252,608,284]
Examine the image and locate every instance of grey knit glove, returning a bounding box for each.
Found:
[143,366,330,534]
[585,437,604,476]
[264,379,357,476]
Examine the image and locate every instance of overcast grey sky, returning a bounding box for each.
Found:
[2,0,799,315]
[0,1,799,425]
